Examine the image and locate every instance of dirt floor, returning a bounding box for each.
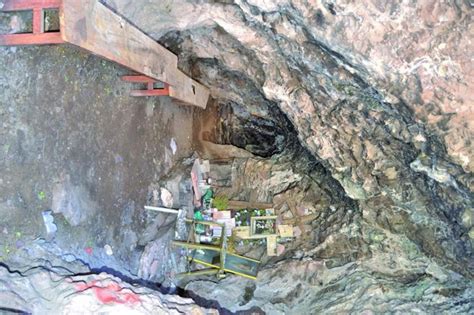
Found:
[0,44,197,274]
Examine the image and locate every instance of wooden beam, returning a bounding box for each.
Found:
[176,268,219,278]
[60,0,209,108]
[227,200,273,210]
[184,219,225,227]
[281,213,318,226]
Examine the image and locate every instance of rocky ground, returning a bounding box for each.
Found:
[1,0,473,314]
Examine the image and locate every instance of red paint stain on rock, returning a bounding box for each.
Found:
[75,280,141,304]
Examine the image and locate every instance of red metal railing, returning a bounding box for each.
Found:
[0,0,64,45]
[122,75,170,97]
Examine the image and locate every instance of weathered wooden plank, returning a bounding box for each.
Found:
[281,213,318,226]
[227,200,274,210]
[60,0,209,108]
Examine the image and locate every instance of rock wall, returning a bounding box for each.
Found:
[103,0,473,313]
[0,1,471,313]
[0,44,195,288]
[0,261,213,314]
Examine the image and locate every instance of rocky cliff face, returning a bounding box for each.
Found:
[0,242,213,314]
[103,0,473,313]
[0,0,472,313]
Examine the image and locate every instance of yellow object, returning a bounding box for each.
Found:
[278,225,294,238]
[173,219,259,280]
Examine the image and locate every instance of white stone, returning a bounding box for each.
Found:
[104,244,114,256]
[160,187,174,208]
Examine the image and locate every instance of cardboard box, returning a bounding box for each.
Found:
[213,210,231,220]
[267,235,277,256]
[216,218,235,236]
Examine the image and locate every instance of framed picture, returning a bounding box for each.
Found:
[250,216,277,236]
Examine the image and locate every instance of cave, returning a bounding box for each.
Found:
[0,0,473,314]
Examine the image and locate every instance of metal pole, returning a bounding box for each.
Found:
[175,268,219,278]
[144,205,180,214]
